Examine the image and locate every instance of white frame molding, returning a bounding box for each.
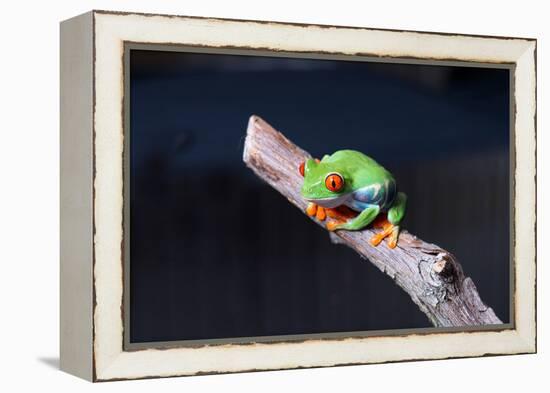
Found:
[60,10,536,382]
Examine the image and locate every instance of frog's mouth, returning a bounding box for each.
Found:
[304,194,350,209]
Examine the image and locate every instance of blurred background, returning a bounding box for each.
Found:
[129,49,510,343]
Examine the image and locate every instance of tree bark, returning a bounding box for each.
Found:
[243,115,502,327]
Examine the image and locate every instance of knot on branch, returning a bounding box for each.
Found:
[432,252,460,284]
[418,252,463,307]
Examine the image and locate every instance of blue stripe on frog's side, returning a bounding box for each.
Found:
[345,179,397,212]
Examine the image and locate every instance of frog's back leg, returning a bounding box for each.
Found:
[388,192,407,225]
[385,192,407,248]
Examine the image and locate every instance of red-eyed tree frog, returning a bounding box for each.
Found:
[299,150,407,249]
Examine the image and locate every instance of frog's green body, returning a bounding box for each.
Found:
[300,150,407,247]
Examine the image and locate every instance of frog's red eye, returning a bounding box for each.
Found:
[325,173,344,192]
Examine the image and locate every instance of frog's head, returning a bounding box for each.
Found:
[300,158,352,208]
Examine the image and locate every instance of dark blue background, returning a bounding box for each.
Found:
[129,50,510,343]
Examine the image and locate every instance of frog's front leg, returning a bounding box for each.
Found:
[327,204,379,231]
[324,206,357,229]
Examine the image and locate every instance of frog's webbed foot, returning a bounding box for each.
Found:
[369,214,400,249]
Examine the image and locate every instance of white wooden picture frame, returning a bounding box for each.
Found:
[60,10,536,381]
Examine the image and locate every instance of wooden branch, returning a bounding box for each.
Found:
[243,115,502,327]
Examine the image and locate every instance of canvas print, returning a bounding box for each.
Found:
[126,48,511,346]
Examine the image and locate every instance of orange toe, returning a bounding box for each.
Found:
[316,206,326,221]
[370,234,385,247]
[306,202,317,217]
[387,226,400,249]
[326,221,340,231]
